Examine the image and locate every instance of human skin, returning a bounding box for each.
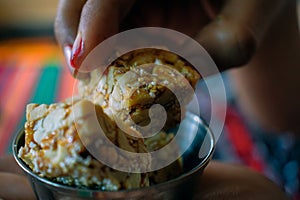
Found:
[0,155,35,200]
[0,156,289,200]
[229,0,300,133]
[196,161,289,200]
[54,0,287,73]
[54,0,300,133]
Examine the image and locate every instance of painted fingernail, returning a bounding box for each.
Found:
[64,45,76,74]
[64,45,90,80]
[64,45,72,63]
[71,32,84,69]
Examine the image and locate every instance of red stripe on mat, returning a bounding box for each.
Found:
[0,67,15,96]
[0,65,5,76]
[0,68,19,106]
[0,67,40,155]
[225,107,266,172]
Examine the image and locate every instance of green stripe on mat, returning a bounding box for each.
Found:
[7,65,62,154]
[29,65,61,104]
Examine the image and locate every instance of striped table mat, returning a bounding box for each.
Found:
[0,38,76,155]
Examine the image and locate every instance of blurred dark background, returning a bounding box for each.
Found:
[0,0,58,40]
[0,0,299,41]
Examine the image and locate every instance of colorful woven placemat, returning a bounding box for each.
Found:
[0,37,75,155]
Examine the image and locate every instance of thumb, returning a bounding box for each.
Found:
[71,0,135,72]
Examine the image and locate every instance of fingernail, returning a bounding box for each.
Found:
[64,45,72,63]
[64,45,77,74]
[71,32,84,69]
[64,44,90,80]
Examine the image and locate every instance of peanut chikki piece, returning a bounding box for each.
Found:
[19,99,150,190]
[19,49,189,190]
[78,48,201,131]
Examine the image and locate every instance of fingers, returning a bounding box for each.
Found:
[71,0,135,72]
[63,45,91,80]
[0,172,35,200]
[197,0,286,71]
[55,0,86,48]
[55,0,86,78]
[0,155,23,175]
[195,161,289,200]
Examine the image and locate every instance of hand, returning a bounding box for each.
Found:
[196,161,289,200]
[0,155,288,199]
[0,155,35,200]
[55,0,286,76]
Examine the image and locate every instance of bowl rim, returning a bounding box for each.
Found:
[12,112,215,194]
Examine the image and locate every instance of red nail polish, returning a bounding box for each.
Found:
[71,32,84,69]
[64,45,78,76]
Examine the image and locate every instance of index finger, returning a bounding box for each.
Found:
[197,0,286,70]
[54,0,86,48]
[54,0,87,78]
